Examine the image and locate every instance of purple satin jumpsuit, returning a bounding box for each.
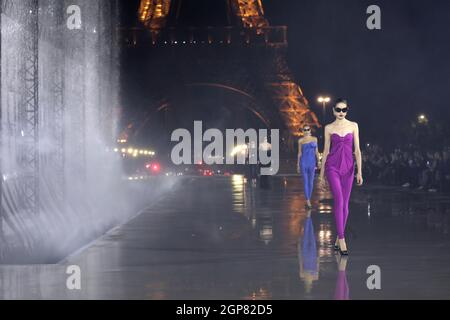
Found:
[325,133,355,240]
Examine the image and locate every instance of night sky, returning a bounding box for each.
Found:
[120,0,450,147]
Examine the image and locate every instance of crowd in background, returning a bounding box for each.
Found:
[362,144,450,193]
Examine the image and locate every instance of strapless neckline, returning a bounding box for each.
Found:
[331,132,353,138]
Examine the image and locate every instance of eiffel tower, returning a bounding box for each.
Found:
[122,0,320,151]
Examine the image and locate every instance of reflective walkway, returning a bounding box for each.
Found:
[1,176,450,299]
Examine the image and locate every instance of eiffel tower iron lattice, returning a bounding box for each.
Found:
[123,0,320,150]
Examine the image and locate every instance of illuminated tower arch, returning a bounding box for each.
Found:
[129,0,320,149]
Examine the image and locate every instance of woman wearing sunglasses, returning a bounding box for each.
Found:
[319,99,364,255]
[297,125,320,209]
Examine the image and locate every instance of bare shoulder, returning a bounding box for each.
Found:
[352,121,359,131]
[298,137,303,144]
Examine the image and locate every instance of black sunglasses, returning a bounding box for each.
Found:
[303,128,311,132]
[334,107,348,113]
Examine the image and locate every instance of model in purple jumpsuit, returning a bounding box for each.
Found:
[325,132,355,241]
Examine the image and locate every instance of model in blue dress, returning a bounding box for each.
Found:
[297,125,320,209]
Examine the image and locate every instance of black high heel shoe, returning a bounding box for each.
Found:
[338,239,349,255]
[334,238,340,251]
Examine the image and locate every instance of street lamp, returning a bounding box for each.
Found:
[316,96,331,142]
[417,113,428,124]
[318,96,331,119]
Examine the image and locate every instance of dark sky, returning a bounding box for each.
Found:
[264,0,450,145]
[120,0,450,146]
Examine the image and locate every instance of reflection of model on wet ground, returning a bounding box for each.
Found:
[297,209,349,299]
[2,176,450,299]
[298,209,318,294]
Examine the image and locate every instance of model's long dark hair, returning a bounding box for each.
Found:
[335,98,349,107]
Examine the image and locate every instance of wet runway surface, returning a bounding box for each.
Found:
[1,175,450,299]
